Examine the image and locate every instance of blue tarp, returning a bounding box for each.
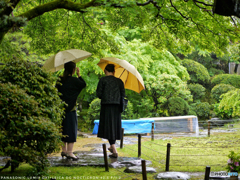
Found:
[92,119,155,134]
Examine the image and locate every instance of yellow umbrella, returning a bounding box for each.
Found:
[42,49,92,72]
[97,57,145,93]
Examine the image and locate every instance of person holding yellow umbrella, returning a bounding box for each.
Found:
[96,64,125,158]
[96,57,145,158]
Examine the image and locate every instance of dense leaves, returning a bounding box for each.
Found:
[182,58,210,86]
[211,74,240,89]
[167,97,189,116]
[0,59,64,173]
[211,84,236,103]
[218,89,240,118]
[188,83,206,102]
[190,102,211,120]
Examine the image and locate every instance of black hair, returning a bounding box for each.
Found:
[63,61,76,81]
[105,64,115,73]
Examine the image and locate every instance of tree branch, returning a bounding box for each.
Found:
[169,0,189,20]
[0,0,21,17]
[17,0,96,20]
[193,0,213,7]
[136,0,152,6]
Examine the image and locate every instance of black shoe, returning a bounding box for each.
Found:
[66,154,79,161]
[109,153,118,158]
[61,152,67,158]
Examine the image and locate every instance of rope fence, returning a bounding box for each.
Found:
[101,119,239,180]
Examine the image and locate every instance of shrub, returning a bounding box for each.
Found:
[208,67,225,77]
[190,102,210,120]
[213,103,233,119]
[0,59,64,123]
[211,74,240,88]
[0,83,63,174]
[87,98,101,122]
[167,97,190,116]
[218,89,240,118]
[188,83,206,102]
[0,59,64,174]
[181,59,210,86]
[211,84,236,102]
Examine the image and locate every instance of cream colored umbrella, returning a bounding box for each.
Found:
[42,49,92,72]
[97,57,145,93]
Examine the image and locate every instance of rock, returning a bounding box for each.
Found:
[155,172,190,180]
[110,159,152,168]
[124,166,156,173]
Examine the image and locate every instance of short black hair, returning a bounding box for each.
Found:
[105,64,115,72]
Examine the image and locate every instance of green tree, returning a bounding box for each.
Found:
[0,0,239,56]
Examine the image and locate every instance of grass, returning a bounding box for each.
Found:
[1,122,240,180]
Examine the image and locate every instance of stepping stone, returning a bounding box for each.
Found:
[124,166,156,173]
[110,159,152,168]
[47,151,151,168]
[155,172,190,180]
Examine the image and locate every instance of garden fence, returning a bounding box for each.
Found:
[101,119,240,180]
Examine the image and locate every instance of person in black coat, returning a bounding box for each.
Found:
[96,64,125,158]
[56,61,86,160]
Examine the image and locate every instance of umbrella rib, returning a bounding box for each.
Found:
[119,69,128,84]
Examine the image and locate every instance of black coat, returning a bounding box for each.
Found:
[96,76,125,104]
[96,75,125,140]
[57,76,86,112]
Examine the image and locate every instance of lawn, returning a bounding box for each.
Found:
[0,121,239,180]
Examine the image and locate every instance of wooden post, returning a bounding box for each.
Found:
[165,143,171,171]
[138,134,141,158]
[120,128,124,149]
[102,144,109,172]
[204,166,211,180]
[208,121,211,137]
[151,123,154,141]
[141,160,147,180]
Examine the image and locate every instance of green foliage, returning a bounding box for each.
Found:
[0,0,27,32]
[188,83,205,102]
[0,59,64,123]
[208,68,225,77]
[227,151,240,172]
[0,32,49,65]
[181,59,210,86]
[218,89,240,118]
[0,59,64,173]
[213,103,233,120]
[167,97,190,116]
[121,100,138,119]
[211,74,240,89]
[87,98,101,122]
[190,102,210,120]
[0,82,62,174]
[145,73,192,116]
[211,84,236,103]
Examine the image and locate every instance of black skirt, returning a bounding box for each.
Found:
[61,111,78,142]
[97,104,122,140]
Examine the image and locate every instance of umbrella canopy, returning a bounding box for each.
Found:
[97,57,145,93]
[42,49,92,72]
